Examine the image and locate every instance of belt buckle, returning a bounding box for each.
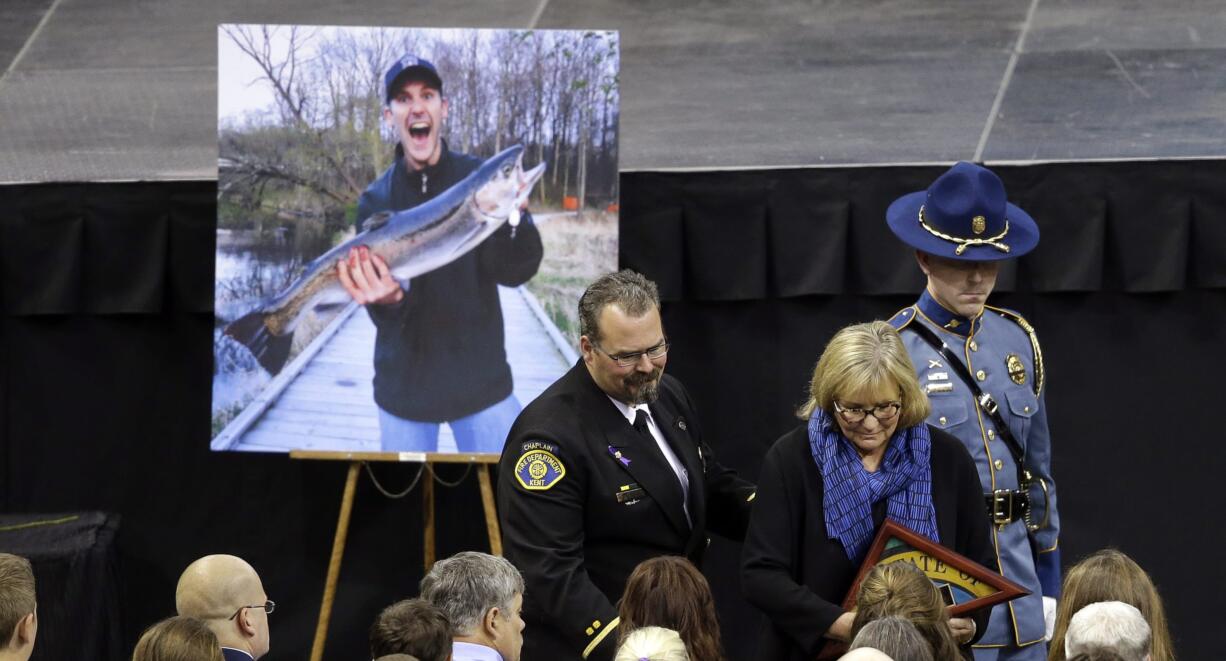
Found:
[978,393,999,415]
[990,489,1013,527]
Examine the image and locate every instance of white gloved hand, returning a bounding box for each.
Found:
[1043,596,1058,641]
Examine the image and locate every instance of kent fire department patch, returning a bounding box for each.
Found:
[515,448,566,491]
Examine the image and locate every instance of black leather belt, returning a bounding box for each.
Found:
[985,489,1031,526]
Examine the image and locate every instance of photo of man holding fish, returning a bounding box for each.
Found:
[212,26,620,455]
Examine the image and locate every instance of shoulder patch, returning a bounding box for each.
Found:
[888,307,916,331]
[515,446,566,491]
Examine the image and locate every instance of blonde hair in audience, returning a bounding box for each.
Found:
[132,616,223,661]
[797,321,930,426]
[1049,549,1174,661]
[0,553,36,648]
[851,563,958,661]
[614,626,690,661]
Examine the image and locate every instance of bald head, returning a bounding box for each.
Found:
[176,555,263,618]
[175,555,270,659]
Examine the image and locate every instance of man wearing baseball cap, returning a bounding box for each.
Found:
[886,162,1060,661]
[337,54,543,453]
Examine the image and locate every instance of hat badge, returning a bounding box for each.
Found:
[972,215,986,235]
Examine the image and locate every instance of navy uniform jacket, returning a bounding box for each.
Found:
[497,360,756,661]
[890,291,1060,651]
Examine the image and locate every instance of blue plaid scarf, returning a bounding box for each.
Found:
[808,408,939,564]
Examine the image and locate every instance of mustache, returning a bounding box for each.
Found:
[625,368,662,385]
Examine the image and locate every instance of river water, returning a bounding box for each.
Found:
[212,229,333,436]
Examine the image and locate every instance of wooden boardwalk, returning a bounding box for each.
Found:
[214,285,576,453]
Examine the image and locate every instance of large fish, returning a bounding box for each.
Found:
[224,144,546,375]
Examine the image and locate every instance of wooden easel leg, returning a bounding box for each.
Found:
[423,463,435,571]
[478,464,502,555]
[309,461,360,661]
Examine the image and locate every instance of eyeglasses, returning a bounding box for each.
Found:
[833,401,902,424]
[594,339,669,367]
[228,600,275,621]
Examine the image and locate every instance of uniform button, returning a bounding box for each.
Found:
[988,430,995,440]
[970,341,979,352]
[994,459,1004,471]
[1024,405,1031,413]
[939,416,948,426]
[976,370,987,381]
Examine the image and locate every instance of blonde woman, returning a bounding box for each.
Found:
[1048,550,1174,661]
[852,563,960,660]
[742,321,994,661]
[614,627,690,661]
[132,616,224,661]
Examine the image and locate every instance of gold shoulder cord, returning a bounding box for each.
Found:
[990,307,1045,397]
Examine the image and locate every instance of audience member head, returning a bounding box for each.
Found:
[839,648,896,661]
[1050,549,1173,661]
[618,556,723,661]
[370,598,451,661]
[613,626,689,661]
[420,552,524,661]
[131,616,224,661]
[1064,602,1151,661]
[849,615,933,661]
[374,656,421,661]
[174,555,272,659]
[850,563,957,661]
[0,554,36,661]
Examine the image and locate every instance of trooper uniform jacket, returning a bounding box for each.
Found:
[497,360,756,661]
[891,291,1061,651]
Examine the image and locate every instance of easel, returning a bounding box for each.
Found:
[290,450,502,661]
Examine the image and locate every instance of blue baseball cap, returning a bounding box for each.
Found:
[384,54,443,103]
[886,161,1039,261]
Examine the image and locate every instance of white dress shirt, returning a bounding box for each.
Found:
[607,395,691,524]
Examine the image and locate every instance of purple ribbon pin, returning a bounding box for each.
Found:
[607,445,631,467]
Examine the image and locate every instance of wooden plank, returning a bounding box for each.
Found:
[212,303,361,451]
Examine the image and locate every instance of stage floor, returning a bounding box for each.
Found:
[0,0,1223,181]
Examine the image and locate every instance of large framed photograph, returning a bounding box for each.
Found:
[212,25,619,455]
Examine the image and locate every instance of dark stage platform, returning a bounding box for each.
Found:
[0,0,1224,181]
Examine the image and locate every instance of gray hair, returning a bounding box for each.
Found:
[1066,601,1151,661]
[578,270,660,344]
[419,552,524,637]
[850,616,934,661]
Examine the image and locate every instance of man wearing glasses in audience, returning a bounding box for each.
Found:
[498,269,756,661]
[175,555,274,661]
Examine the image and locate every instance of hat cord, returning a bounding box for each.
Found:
[918,205,1012,255]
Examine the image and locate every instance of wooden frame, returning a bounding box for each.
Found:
[841,519,1027,617]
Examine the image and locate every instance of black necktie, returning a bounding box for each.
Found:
[632,409,652,437]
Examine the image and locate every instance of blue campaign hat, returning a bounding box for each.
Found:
[384,54,443,103]
[886,161,1039,261]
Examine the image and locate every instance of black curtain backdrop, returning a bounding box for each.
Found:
[1,160,1221,660]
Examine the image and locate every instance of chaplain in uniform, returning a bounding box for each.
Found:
[885,162,1060,661]
[497,269,755,661]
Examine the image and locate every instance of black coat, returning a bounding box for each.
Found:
[497,360,755,661]
[356,143,543,421]
[741,425,995,661]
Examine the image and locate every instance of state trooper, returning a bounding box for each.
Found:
[885,162,1060,661]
